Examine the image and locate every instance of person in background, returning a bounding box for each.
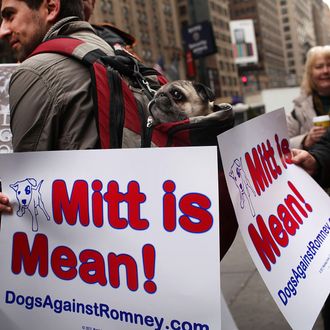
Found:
[291,130,330,330]
[287,46,330,149]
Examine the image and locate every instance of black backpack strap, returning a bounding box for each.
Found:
[101,55,161,100]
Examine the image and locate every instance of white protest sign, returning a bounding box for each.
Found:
[218,109,330,330]
[0,64,17,153]
[0,147,221,330]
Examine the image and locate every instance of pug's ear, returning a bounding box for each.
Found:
[192,82,215,102]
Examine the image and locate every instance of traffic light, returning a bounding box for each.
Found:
[241,75,248,86]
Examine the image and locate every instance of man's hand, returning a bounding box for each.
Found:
[291,148,318,176]
[0,192,12,214]
[303,126,327,148]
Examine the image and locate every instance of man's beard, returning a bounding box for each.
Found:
[15,35,44,62]
[15,14,47,62]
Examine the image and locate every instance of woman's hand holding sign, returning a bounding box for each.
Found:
[291,149,318,176]
[0,192,12,214]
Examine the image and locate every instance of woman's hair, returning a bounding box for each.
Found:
[23,0,84,20]
[301,45,330,95]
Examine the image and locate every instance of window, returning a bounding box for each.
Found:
[178,5,187,15]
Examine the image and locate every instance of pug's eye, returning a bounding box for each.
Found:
[170,89,184,101]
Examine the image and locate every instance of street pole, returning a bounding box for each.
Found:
[188,0,208,86]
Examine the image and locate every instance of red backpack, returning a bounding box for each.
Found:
[29,37,234,149]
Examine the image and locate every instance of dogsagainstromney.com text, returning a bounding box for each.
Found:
[4,290,210,330]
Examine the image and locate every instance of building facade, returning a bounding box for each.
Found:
[229,0,287,94]
[278,0,316,86]
[1,0,329,99]
[208,0,241,100]
[92,0,240,100]
[313,0,327,46]
[320,3,330,45]
[91,0,184,81]
[176,0,240,101]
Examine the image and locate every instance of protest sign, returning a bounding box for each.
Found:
[0,64,17,153]
[0,147,221,330]
[218,109,330,330]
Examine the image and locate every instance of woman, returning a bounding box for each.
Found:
[287,46,330,149]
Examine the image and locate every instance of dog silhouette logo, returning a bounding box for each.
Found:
[229,158,256,217]
[10,178,50,232]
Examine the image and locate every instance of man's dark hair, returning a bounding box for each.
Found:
[24,0,84,20]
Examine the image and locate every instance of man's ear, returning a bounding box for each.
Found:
[45,0,60,23]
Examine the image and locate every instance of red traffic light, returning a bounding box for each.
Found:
[241,76,248,85]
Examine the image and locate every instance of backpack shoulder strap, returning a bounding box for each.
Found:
[29,37,168,149]
[29,37,105,63]
[29,37,125,149]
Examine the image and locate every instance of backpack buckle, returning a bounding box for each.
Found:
[133,63,156,98]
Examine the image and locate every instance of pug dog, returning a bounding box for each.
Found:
[148,80,216,124]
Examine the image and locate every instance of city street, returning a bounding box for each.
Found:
[0,1,329,329]
[221,232,325,330]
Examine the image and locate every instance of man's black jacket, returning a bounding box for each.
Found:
[310,128,330,188]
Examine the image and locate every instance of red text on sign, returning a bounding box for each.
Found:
[11,233,157,293]
[245,135,292,196]
[248,181,313,271]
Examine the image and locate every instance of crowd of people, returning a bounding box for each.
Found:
[0,0,328,329]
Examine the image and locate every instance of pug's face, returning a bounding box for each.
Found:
[149,80,215,123]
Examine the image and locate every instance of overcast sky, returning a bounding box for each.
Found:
[324,0,330,8]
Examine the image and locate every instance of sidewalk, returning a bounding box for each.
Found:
[220,232,324,330]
